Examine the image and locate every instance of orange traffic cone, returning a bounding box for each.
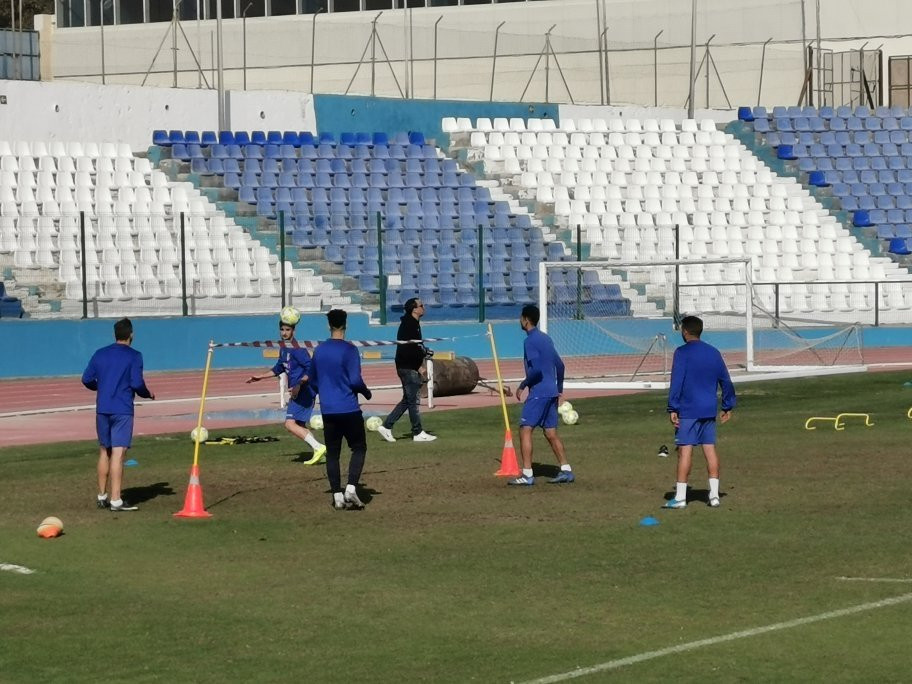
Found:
[174,464,212,518]
[494,429,521,477]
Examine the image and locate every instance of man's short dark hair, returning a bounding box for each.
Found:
[681,315,703,338]
[327,309,347,330]
[114,318,133,341]
[521,304,540,326]
[404,297,420,314]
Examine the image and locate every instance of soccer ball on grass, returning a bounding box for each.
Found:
[365,416,383,431]
[561,409,579,425]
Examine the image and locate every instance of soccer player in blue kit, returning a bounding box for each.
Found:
[664,315,736,509]
[81,318,155,512]
[247,312,326,465]
[310,309,373,510]
[509,304,574,486]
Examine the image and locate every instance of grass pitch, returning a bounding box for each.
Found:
[2,371,912,683]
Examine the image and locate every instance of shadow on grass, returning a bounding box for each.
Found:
[662,488,727,505]
[122,481,176,504]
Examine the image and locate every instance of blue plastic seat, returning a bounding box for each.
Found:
[168,130,185,145]
[152,129,169,146]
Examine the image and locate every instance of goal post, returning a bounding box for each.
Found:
[538,257,865,389]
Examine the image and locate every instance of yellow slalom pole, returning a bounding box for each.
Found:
[191,341,215,468]
[487,323,511,432]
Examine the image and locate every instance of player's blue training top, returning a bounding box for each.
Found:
[518,327,565,398]
[667,339,737,419]
[310,338,371,414]
[276,346,316,406]
[81,343,153,415]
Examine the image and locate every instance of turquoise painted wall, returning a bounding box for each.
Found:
[312,94,559,146]
[2,314,909,380]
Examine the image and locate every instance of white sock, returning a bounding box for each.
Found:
[522,468,534,478]
[560,464,572,472]
[709,477,720,498]
[110,498,123,507]
[345,484,356,495]
[97,493,108,501]
[675,482,688,501]
[304,433,322,449]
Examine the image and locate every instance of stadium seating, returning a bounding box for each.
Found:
[0,138,343,317]
[165,129,570,316]
[456,115,912,322]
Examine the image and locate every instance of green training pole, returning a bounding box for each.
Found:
[478,224,485,322]
[378,211,387,325]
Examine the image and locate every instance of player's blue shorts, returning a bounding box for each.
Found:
[286,397,315,425]
[675,417,717,446]
[520,396,560,429]
[96,414,134,448]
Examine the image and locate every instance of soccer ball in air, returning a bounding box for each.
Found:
[309,414,324,431]
[365,416,383,431]
[558,401,574,415]
[279,305,301,326]
[37,516,63,538]
[561,409,579,425]
[190,426,209,443]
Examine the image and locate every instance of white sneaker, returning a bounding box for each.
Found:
[344,489,365,509]
[413,431,437,442]
[377,425,396,442]
[708,496,720,507]
[332,492,346,510]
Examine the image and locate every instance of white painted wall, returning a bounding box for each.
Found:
[32,0,912,109]
[0,80,316,149]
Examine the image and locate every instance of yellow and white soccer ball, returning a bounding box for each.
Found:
[561,409,580,425]
[365,416,383,431]
[309,414,324,431]
[279,305,301,326]
[558,401,574,415]
[190,426,209,443]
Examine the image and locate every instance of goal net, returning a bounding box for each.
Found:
[538,258,865,389]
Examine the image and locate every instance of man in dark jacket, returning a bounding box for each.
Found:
[377,297,437,443]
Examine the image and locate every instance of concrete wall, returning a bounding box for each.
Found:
[34,0,912,109]
[0,79,316,150]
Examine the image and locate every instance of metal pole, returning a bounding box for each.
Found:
[180,213,188,316]
[409,7,415,98]
[377,211,386,325]
[242,3,252,91]
[705,34,715,109]
[100,0,106,85]
[80,211,88,319]
[653,29,663,107]
[490,21,505,102]
[173,0,179,88]
[433,16,442,99]
[544,24,556,103]
[687,0,697,119]
[477,224,485,323]
[279,210,287,307]
[601,27,610,105]
[402,1,408,98]
[371,12,383,97]
[758,37,772,107]
[216,0,225,131]
[575,225,583,321]
[376,221,387,324]
[815,0,821,106]
[800,0,807,80]
[196,0,201,88]
[310,7,324,94]
[673,224,680,329]
[595,0,604,105]
[858,42,867,107]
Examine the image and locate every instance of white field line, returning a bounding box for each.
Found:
[836,576,912,583]
[0,562,36,575]
[517,592,912,684]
